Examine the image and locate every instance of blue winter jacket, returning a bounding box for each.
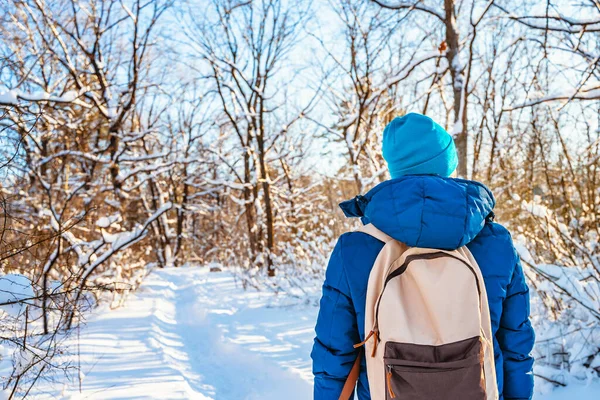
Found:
[311,175,535,400]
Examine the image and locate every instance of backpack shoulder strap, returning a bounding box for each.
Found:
[338,349,362,400]
[356,223,393,243]
[338,224,398,400]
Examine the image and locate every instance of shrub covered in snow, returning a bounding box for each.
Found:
[506,192,600,390]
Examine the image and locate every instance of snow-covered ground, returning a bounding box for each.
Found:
[29,267,315,399]
[25,267,599,399]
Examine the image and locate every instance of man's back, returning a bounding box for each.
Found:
[311,175,535,399]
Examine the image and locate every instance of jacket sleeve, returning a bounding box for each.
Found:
[311,235,361,400]
[497,253,535,400]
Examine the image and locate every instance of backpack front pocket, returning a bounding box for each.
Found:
[383,337,486,400]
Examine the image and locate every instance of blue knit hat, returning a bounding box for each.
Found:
[382,113,458,178]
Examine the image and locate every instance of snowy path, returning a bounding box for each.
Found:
[32,268,315,399]
[30,267,599,399]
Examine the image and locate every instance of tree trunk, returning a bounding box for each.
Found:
[256,116,275,277]
[444,0,468,177]
[243,147,257,260]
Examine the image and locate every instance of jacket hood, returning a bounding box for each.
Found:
[339,175,495,250]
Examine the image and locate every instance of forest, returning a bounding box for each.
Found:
[1,0,599,398]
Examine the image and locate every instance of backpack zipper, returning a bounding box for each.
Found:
[353,329,379,357]
[386,365,396,398]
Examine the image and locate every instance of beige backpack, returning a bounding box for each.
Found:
[339,224,498,400]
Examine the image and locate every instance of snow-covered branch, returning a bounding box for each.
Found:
[0,90,87,107]
[370,0,445,21]
[82,202,173,281]
[505,85,600,111]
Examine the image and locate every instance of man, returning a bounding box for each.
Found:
[311,113,535,399]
